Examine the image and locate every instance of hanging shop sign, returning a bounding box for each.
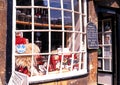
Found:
[87,22,99,49]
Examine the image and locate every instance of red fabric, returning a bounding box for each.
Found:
[16,36,27,44]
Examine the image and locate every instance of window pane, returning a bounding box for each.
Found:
[64,11,72,30]
[50,0,61,8]
[33,54,49,76]
[74,13,80,31]
[50,9,62,29]
[65,32,73,51]
[51,32,62,51]
[63,0,71,10]
[16,0,31,6]
[34,8,48,28]
[16,8,32,30]
[34,32,49,53]
[15,32,33,54]
[104,33,112,44]
[34,0,48,6]
[15,56,32,76]
[74,0,79,12]
[104,46,112,57]
[74,33,80,51]
[104,59,110,70]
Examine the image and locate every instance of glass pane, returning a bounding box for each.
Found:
[104,46,112,57]
[50,0,61,8]
[82,34,86,51]
[15,32,32,54]
[65,32,73,51]
[104,59,110,70]
[34,0,48,6]
[74,33,80,51]
[34,32,49,53]
[64,11,72,30]
[82,16,86,32]
[104,33,112,44]
[49,54,61,73]
[51,32,62,51]
[103,19,111,32]
[15,56,32,76]
[98,46,102,57]
[16,0,31,6]
[98,59,102,69]
[72,53,80,71]
[74,13,80,31]
[74,0,79,11]
[80,53,85,70]
[50,9,62,29]
[16,8,32,30]
[34,8,48,26]
[98,33,102,44]
[63,0,71,10]
[33,55,49,76]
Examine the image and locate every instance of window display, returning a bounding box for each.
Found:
[13,0,87,83]
[98,19,112,72]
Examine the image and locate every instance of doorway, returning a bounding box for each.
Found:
[97,7,117,85]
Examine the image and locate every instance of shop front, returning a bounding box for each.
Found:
[6,0,90,85]
[0,0,100,85]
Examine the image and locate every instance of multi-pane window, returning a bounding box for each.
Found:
[98,19,112,72]
[13,0,87,83]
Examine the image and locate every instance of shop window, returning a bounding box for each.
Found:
[13,0,87,83]
[98,19,112,72]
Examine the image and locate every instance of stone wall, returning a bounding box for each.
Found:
[0,0,7,85]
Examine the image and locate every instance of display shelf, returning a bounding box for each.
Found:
[16,20,72,29]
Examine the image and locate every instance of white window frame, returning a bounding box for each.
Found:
[12,0,88,83]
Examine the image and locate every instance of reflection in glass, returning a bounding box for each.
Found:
[64,11,72,27]
[104,46,112,57]
[74,13,80,31]
[104,59,110,70]
[104,33,111,44]
[34,0,47,6]
[74,0,79,11]
[66,32,73,51]
[50,0,61,8]
[63,0,71,10]
[74,33,80,51]
[34,8,48,24]
[16,9,31,22]
[50,9,62,27]
[16,0,31,6]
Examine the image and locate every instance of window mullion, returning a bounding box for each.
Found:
[12,0,17,73]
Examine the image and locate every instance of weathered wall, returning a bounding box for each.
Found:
[88,0,98,85]
[30,76,88,85]
[0,0,7,85]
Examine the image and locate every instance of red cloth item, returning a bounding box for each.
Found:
[16,36,27,44]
